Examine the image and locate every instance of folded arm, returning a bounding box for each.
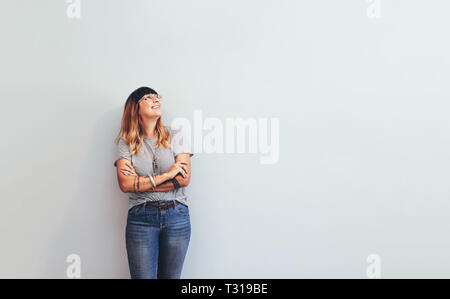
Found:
[115,153,192,193]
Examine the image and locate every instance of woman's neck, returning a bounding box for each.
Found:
[141,118,158,138]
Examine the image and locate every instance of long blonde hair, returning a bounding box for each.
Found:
[114,87,171,155]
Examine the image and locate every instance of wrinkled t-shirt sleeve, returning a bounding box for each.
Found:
[114,138,132,167]
[170,127,194,158]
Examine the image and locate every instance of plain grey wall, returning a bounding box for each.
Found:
[1,0,450,278]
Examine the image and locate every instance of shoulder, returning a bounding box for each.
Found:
[116,137,132,153]
[117,137,129,146]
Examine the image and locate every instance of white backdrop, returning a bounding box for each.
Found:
[1,0,450,278]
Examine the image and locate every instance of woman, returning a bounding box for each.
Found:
[113,86,194,279]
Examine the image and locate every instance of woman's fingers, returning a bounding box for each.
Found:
[181,166,188,175]
[171,161,189,179]
[175,161,188,169]
[123,162,137,175]
[124,162,137,173]
[176,166,186,178]
[174,163,189,178]
[177,165,187,178]
[176,167,185,178]
[176,165,182,173]
[121,169,135,176]
[181,164,189,173]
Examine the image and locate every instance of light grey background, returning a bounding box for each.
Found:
[1,0,449,278]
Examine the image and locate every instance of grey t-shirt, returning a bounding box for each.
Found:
[113,126,194,210]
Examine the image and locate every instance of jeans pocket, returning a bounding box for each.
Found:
[174,202,189,216]
[128,204,143,216]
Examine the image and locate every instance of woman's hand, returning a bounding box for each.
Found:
[166,160,189,179]
[120,160,137,176]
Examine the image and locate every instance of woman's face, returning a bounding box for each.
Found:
[138,93,162,119]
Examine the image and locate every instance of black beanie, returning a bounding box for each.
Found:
[128,86,158,104]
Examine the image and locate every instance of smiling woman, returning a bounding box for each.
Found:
[138,94,163,130]
[113,86,194,279]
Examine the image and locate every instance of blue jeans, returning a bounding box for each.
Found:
[125,199,191,279]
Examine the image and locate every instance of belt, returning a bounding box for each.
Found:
[144,200,180,210]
